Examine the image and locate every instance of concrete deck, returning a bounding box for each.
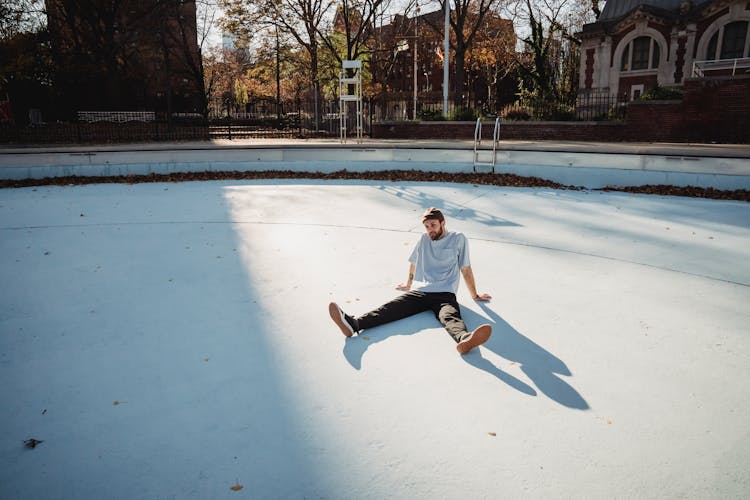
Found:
[1,175,749,498]
[2,137,750,157]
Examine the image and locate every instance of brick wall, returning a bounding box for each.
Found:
[623,101,684,141]
[371,77,750,144]
[680,77,750,143]
[372,121,628,141]
[624,77,750,143]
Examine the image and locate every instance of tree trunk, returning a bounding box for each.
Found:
[454,46,465,107]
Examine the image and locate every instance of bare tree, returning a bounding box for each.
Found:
[0,0,45,40]
[318,0,390,63]
[423,0,504,107]
[367,1,418,95]
[505,0,597,103]
[196,0,220,47]
[222,0,334,98]
[195,0,222,116]
[0,0,51,123]
[464,10,515,111]
[591,0,601,19]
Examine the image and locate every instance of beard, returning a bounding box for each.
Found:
[429,226,445,240]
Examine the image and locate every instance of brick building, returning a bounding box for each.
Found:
[372,8,516,111]
[45,0,205,117]
[578,0,750,100]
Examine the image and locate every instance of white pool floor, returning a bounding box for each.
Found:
[1,179,749,499]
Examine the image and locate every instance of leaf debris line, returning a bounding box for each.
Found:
[1,169,748,201]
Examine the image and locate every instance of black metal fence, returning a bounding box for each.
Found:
[0,94,628,145]
[498,93,627,122]
[208,99,369,139]
[369,93,627,122]
[1,120,211,144]
[0,99,362,144]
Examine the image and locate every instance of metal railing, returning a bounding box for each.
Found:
[0,99,366,144]
[1,93,630,145]
[692,57,750,77]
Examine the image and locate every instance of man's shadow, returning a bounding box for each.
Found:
[342,303,588,410]
[342,313,428,370]
[342,310,537,398]
[461,303,589,410]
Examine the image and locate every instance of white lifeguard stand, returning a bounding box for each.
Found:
[339,60,363,143]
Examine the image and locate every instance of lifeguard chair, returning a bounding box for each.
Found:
[339,60,363,143]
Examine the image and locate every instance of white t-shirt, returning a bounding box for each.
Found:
[408,231,471,294]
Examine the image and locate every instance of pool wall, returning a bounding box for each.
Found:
[1,144,749,190]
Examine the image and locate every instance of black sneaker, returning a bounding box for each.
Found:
[328,302,357,337]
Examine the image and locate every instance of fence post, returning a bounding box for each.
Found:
[297,96,303,138]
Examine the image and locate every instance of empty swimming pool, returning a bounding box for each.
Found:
[1,139,749,191]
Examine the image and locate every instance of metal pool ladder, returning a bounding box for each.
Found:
[473,117,500,172]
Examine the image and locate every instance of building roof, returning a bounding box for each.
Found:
[598,0,712,21]
[579,0,716,36]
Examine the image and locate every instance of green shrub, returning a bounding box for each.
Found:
[639,85,683,101]
[449,107,479,121]
[418,108,445,121]
[608,103,627,121]
[501,104,531,121]
[546,105,576,121]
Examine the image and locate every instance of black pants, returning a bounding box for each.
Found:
[355,291,469,343]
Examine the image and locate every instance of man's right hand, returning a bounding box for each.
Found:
[397,264,416,291]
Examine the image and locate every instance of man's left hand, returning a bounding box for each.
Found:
[473,293,492,302]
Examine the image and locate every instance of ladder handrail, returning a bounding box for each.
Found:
[473,117,482,153]
[492,117,499,159]
[473,117,500,172]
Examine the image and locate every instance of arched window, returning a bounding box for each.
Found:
[706,21,750,60]
[620,36,660,71]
